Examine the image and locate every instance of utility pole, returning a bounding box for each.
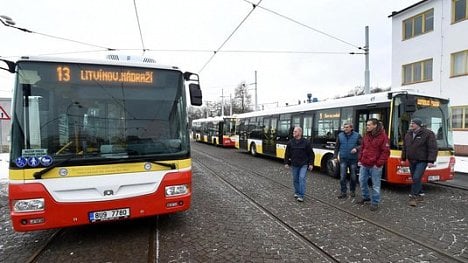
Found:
[254,70,258,111]
[229,94,233,116]
[221,88,224,117]
[364,26,370,94]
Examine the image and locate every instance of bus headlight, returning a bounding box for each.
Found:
[13,198,45,212]
[165,185,189,197]
[397,166,410,174]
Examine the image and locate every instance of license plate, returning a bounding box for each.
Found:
[428,175,440,181]
[89,208,130,223]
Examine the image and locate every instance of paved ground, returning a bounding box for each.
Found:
[0,143,467,262]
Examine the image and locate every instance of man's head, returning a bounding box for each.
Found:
[293,126,303,139]
[410,118,423,130]
[366,118,379,132]
[343,123,353,133]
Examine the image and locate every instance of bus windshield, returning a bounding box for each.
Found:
[11,61,188,165]
[391,94,453,150]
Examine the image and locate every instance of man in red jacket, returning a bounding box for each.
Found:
[400,118,437,207]
[357,118,390,211]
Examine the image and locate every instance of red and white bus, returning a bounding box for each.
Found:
[235,90,455,184]
[2,55,202,231]
[191,116,236,147]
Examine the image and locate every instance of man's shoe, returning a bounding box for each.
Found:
[369,204,379,211]
[337,193,347,199]
[408,197,417,207]
[350,192,356,197]
[294,194,299,199]
[297,197,304,202]
[356,198,371,204]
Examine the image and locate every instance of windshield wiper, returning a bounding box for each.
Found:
[34,156,74,179]
[150,161,176,170]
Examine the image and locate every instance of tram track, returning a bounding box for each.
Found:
[194,157,339,263]
[24,229,64,263]
[22,216,160,262]
[193,146,467,263]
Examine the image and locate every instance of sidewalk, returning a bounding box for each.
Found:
[455,156,468,174]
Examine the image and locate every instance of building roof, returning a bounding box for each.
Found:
[388,0,430,18]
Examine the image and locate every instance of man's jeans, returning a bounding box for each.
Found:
[409,161,427,196]
[339,160,357,194]
[359,165,383,205]
[292,165,308,198]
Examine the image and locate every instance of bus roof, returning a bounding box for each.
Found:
[235,89,449,119]
[15,55,181,71]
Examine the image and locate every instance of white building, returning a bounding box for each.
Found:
[390,0,468,155]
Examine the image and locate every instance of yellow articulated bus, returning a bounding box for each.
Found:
[235,90,455,185]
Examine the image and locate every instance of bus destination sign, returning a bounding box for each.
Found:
[416,98,440,107]
[56,66,154,84]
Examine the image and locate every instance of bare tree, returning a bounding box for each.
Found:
[233,82,253,113]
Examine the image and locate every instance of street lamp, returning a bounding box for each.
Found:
[349,26,370,95]
[0,15,32,33]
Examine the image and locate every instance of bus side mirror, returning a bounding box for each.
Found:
[405,95,416,112]
[189,83,202,106]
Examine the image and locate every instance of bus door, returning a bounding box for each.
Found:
[263,117,275,156]
[356,109,388,136]
[218,121,224,146]
[238,118,248,150]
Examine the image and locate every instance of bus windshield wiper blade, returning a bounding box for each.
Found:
[150,161,176,169]
[34,156,74,179]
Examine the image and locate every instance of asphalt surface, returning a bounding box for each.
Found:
[0,143,467,262]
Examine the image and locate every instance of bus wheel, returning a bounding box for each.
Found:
[250,143,257,156]
[326,157,339,178]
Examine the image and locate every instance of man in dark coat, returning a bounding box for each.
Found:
[400,118,438,207]
[284,127,314,202]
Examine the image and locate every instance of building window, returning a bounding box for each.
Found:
[451,50,468,77]
[403,9,434,40]
[402,59,433,85]
[453,0,468,23]
[452,106,468,129]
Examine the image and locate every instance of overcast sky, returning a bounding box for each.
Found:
[0,0,420,107]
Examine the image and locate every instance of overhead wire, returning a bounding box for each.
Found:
[0,20,116,51]
[133,0,147,54]
[198,0,264,73]
[7,49,352,58]
[241,0,361,49]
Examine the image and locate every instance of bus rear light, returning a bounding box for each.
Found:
[449,157,456,173]
[13,198,45,212]
[165,185,189,197]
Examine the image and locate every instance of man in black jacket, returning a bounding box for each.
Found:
[284,127,314,202]
[400,118,438,207]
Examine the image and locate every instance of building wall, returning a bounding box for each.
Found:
[391,0,468,155]
[0,98,12,153]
